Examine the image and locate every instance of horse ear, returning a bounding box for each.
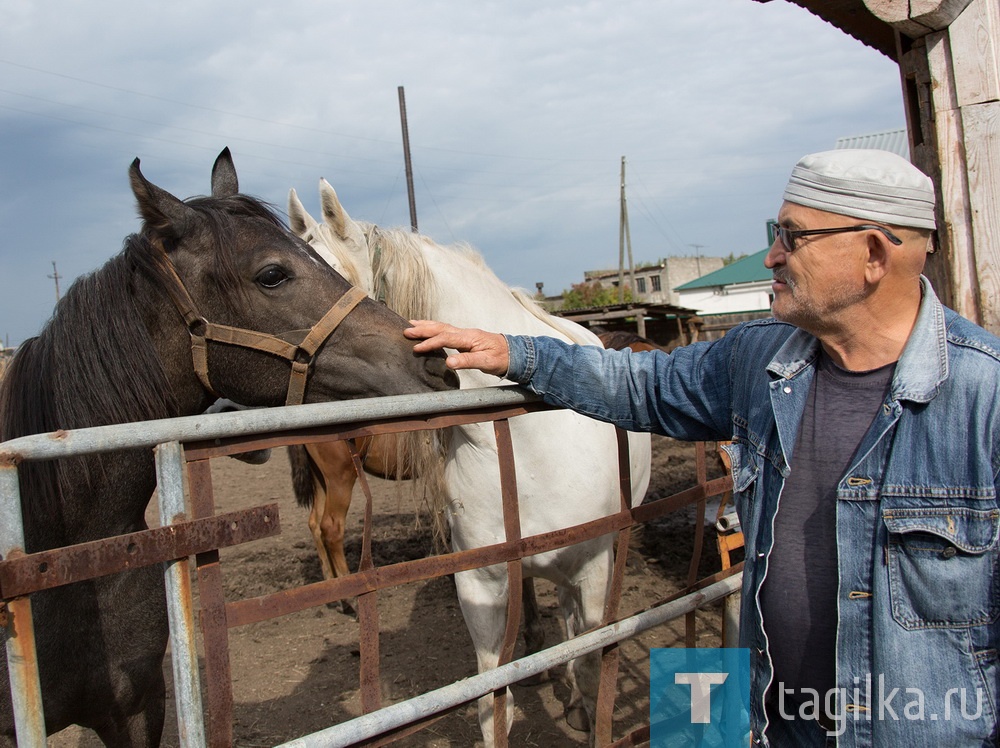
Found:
[288,188,318,236]
[129,158,196,239]
[211,147,239,197]
[319,178,351,240]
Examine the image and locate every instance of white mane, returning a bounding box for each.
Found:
[352,224,597,346]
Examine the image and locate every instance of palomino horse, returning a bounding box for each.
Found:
[284,332,659,617]
[289,435,412,582]
[287,180,652,745]
[0,150,456,747]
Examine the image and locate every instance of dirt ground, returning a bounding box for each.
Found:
[51,434,733,747]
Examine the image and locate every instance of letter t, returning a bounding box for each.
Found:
[675,672,729,723]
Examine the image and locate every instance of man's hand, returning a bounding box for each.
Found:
[405,320,510,377]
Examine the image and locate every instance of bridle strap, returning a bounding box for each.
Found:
[156,251,368,406]
[282,285,366,406]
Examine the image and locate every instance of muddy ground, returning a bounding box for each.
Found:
[51,434,733,747]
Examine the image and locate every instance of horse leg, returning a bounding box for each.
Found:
[92,666,166,748]
[306,441,359,615]
[316,473,355,582]
[558,546,615,736]
[519,577,549,686]
[306,465,336,581]
[522,578,545,654]
[454,567,515,748]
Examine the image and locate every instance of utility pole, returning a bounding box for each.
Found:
[618,156,635,303]
[397,86,418,233]
[688,244,705,276]
[48,261,62,303]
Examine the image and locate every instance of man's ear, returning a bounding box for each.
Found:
[864,230,893,285]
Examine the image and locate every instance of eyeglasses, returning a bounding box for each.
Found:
[773,223,902,253]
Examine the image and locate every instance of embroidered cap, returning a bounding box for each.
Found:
[783,149,936,230]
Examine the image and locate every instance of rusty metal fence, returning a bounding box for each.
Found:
[0,386,739,747]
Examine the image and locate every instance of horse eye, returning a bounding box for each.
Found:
[255,265,289,289]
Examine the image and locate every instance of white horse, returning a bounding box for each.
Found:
[288,180,652,745]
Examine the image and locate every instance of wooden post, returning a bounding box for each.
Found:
[866,0,1000,333]
[618,157,636,303]
[398,86,419,233]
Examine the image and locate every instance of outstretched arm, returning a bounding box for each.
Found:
[405,320,510,377]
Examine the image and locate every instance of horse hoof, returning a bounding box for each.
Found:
[565,704,591,733]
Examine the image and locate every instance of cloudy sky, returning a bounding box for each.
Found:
[0,0,905,347]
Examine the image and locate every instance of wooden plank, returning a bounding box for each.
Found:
[921,28,978,322]
[927,30,958,112]
[949,0,1000,106]
[935,107,981,321]
[965,101,1000,334]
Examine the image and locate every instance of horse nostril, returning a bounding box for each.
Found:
[422,354,459,389]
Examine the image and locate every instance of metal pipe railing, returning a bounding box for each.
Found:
[0,387,541,745]
[0,386,741,746]
[277,574,744,748]
[0,386,541,461]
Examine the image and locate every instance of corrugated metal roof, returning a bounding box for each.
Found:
[751,0,898,58]
[674,248,771,291]
[835,128,910,158]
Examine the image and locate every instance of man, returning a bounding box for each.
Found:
[406,149,1000,746]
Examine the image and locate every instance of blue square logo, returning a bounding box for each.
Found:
[650,648,750,747]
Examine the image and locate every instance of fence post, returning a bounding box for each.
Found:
[156,441,207,748]
[0,461,46,747]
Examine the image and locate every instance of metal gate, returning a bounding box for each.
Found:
[0,386,739,747]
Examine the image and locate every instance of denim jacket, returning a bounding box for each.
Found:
[506,278,1000,747]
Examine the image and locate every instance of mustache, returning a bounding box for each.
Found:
[772,269,794,286]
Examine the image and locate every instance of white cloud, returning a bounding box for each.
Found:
[0,0,904,345]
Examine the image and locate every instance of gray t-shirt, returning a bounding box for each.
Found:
[761,350,895,711]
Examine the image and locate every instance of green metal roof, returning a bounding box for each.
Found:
[673,247,771,291]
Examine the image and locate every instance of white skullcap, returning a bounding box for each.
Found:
[783,149,936,230]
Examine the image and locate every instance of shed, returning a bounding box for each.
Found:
[555,302,698,351]
[673,249,772,317]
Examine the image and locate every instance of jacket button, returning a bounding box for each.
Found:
[942,545,957,559]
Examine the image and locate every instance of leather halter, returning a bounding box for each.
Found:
[156,252,367,406]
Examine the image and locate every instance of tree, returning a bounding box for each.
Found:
[561,280,633,310]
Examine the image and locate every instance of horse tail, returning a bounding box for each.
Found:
[289,444,318,509]
[393,429,451,554]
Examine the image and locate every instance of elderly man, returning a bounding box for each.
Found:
[406,149,1000,747]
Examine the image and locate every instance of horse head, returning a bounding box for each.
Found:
[288,180,375,295]
[129,149,457,409]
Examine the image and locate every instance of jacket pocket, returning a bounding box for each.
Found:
[722,440,760,496]
[884,505,1000,630]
